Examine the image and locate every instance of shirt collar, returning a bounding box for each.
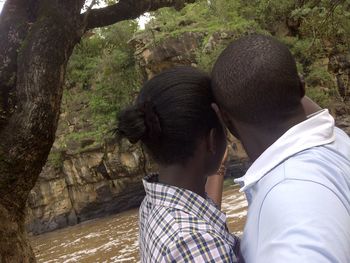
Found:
[235,109,336,192]
[142,174,235,244]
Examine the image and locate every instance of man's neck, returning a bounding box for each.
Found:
[238,112,307,162]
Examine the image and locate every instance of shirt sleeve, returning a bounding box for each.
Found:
[256,179,350,263]
[162,231,237,263]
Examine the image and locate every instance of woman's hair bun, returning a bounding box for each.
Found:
[116,101,162,144]
[116,106,146,144]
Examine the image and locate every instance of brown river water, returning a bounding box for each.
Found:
[30,184,247,263]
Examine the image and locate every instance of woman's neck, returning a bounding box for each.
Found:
[158,163,207,198]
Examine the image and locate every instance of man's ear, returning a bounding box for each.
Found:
[299,74,306,98]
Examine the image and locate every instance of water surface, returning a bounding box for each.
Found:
[31,184,247,262]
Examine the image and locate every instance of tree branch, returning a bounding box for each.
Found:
[83,0,195,31]
[81,0,98,33]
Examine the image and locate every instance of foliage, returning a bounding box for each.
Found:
[91,21,140,125]
[306,63,334,87]
[291,1,350,51]
[304,62,338,107]
[66,37,102,87]
[255,0,350,51]
[63,21,140,150]
[146,0,258,41]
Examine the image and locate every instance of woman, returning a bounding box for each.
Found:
[116,66,239,262]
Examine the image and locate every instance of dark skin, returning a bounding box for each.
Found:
[213,80,321,162]
[205,95,322,204]
[301,96,322,115]
[158,148,208,199]
[158,128,227,200]
[223,106,307,161]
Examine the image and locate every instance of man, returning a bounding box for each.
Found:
[211,34,350,262]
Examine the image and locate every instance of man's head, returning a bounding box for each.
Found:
[212,34,305,131]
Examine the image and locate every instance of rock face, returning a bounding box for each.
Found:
[130,31,205,80]
[26,140,149,235]
[130,30,238,80]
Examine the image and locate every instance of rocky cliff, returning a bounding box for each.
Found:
[26,139,150,235]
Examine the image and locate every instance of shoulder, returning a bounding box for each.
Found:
[255,179,350,263]
[140,203,215,244]
[335,126,350,141]
[252,146,350,213]
[267,143,350,200]
[260,178,349,219]
[139,201,181,242]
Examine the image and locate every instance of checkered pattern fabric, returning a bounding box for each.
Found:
[139,174,238,263]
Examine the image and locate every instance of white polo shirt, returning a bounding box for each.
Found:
[235,110,350,263]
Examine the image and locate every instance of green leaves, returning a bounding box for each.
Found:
[63,21,140,150]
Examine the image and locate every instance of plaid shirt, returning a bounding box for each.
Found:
[139,174,238,263]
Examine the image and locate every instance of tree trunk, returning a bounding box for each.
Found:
[0,205,36,262]
[0,0,194,261]
[0,1,84,261]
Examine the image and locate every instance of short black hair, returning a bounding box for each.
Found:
[117,66,222,165]
[212,34,303,124]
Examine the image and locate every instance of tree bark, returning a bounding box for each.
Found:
[0,0,195,261]
[0,0,84,261]
[0,0,34,128]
